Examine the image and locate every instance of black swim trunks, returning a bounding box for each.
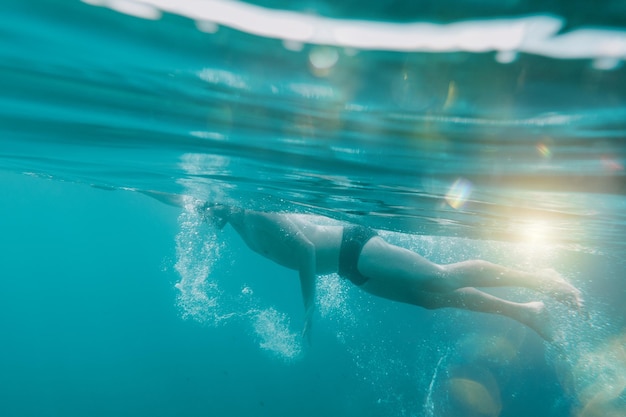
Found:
[338,225,378,286]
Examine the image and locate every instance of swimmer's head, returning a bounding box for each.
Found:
[200,203,231,229]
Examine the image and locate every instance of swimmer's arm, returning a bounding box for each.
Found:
[275,215,316,342]
[249,213,317,342]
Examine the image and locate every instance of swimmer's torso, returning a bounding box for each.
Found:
[228,211,342,274]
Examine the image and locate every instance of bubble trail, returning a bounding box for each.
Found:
[423,350,448,417]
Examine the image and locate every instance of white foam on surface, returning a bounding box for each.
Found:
[83,0,626,65]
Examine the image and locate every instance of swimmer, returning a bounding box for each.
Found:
[202,204,583,342]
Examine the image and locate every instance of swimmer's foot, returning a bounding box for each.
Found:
[521,301,554,342]
[538,269,584,312]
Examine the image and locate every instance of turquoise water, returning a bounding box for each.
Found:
[1,0,626,416]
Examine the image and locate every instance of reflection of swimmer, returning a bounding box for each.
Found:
[203,204,583,342]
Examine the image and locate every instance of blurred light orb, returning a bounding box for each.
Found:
[283,39,304,51]
[308,46,339,77]
[196,20,219,33]
[495,50,518,64]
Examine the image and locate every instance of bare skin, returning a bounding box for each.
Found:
[204,205,583,342]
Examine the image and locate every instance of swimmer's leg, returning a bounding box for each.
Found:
[418,288,554,341]
[358,238,582,310]
[437,261,583,310]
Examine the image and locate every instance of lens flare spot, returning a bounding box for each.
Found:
[443,80,458,110]
[445,178,473,209]
[448,377,502,417]
[601,156,624,172]
[537,143,552,159]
